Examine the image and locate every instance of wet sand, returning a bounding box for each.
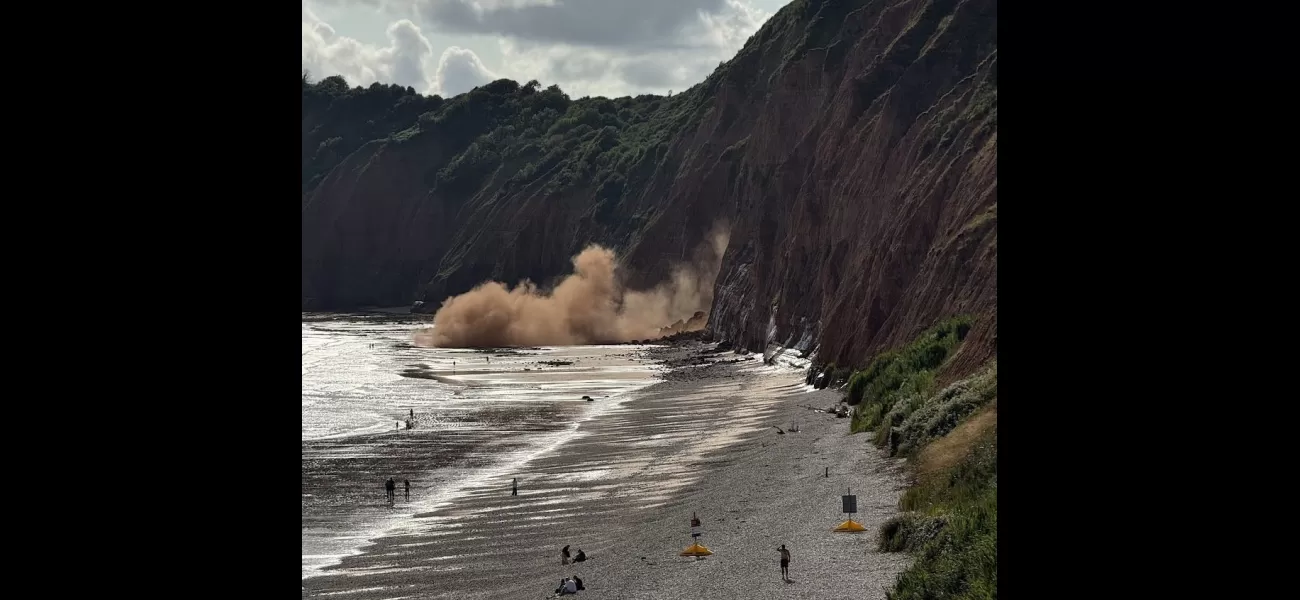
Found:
[303,342,909,599]
[303,330,666,576]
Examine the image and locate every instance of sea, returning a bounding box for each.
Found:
[301,311,663,578]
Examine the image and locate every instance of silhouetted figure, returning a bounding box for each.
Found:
[778,544,791,581]
[561,545,571,565]
[410,408,414,419]
[574,549,587,563]
[573,576,585,591]
[385,477,396,504]
[404,479,410,498]
[512,477,518,496]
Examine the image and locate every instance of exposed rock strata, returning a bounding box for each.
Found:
[301,0,997,374]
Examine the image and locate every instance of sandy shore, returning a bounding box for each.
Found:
[303,342,909,599]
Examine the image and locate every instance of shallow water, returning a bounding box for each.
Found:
[301,312,663,578]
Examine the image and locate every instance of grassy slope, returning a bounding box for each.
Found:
[819,317,997,599]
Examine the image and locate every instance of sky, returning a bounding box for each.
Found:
[302,0,792,99]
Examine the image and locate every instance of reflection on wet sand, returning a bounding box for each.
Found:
[304,345,805,599]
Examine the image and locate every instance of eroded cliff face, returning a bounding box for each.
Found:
[701,0,998,375]
[301,0,996,374]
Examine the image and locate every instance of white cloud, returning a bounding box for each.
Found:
[417,0,757,49]
[435,46,498,96]
[303,0,773,98]
[303,2,497,96]
[459,0,768,97]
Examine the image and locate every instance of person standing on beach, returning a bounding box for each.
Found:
[512,478,518,496]
[561,545,571,565]
[404,479,410,498]
[385,477,396,504]
[778,544,791,581]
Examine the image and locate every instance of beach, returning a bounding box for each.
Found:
[303,339,910,599]
[303,314,665,577]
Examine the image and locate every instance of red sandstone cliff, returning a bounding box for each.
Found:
[301,0,996,374]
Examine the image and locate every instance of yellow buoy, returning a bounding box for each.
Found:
[680,543,713,556]
[833,519,867,533]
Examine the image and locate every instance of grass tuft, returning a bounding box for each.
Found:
[843,315,996,600]
[887,426,997,600]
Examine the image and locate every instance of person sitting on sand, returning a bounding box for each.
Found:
[561,545,571,565]
[553,577,577,596]
[573,575,584,591]
[573,549,587,562]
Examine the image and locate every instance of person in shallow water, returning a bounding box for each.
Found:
[512,477,518,496]
[404,479,409,498]
[385,477,396,504]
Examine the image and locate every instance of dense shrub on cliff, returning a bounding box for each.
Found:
[846,318,997,600]
[301,73,445,196]
[882,424,997,600]
[302,69,719,226]
[847,316,971,412]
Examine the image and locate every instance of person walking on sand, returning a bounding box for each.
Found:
[778,544,791,581]
[512,477,518,496]
[385,477,396,505]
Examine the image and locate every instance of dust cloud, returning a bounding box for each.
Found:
[416,222,730,348]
